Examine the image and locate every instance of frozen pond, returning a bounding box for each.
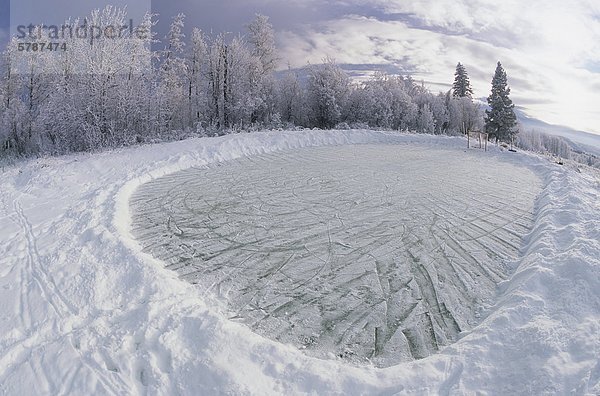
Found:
[130,144,542,367]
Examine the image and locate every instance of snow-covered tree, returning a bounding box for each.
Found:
[416,103,436,134]
[485,62,517,142]
[224,36,261,127]
[0,68,4,149]
[36,7,155,152]
[342,73,419,131]
[452,62,473,98]
[516,128,571,159]
[247,14,277,74]
[186,28,209,129]
[159,13,188,132]
[117,12,155,140]
[246,14,277,124]
[430,92,449,134]
[278,67,306,126]
[205,33,264,129]
[20,43,51,153]
[0,39,23,153]
[307,59,350,129]
[345,73,394,128]
[448,96,483,135]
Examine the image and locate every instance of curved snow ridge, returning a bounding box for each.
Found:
[444,156,600,394]
[0,130,598,395]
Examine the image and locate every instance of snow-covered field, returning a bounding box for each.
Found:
[0,130,599,395]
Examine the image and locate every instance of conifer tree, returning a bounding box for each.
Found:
[484,61,517,142]
[452,62,473,98]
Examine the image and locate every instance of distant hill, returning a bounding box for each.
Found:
[513,107,600,156]
[473,99,600,156]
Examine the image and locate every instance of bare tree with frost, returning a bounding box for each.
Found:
[306,59,351,129]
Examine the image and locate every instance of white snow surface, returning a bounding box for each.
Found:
[0,130,599,395]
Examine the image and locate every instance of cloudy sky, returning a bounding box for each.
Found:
[2,0,600,135]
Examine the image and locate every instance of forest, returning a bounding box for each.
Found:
[0,7,597,168]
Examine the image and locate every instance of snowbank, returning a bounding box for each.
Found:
[0,130,598,395]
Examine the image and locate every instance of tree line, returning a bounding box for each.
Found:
[0,6,540,159]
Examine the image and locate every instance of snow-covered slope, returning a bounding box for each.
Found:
[515,107,600,154]
[0,130,598,395]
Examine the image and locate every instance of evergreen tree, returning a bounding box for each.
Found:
[485,62,517,142]
[452,62,473,98]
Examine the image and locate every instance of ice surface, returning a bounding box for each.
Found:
[131,144,542,367]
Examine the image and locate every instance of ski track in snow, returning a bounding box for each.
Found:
[0,130,598,395]
[130,145,541,367]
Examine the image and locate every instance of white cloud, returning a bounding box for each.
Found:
[276,1,600,134]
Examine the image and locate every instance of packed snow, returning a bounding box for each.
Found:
[130,145,541,368]
[0,130,599,395]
